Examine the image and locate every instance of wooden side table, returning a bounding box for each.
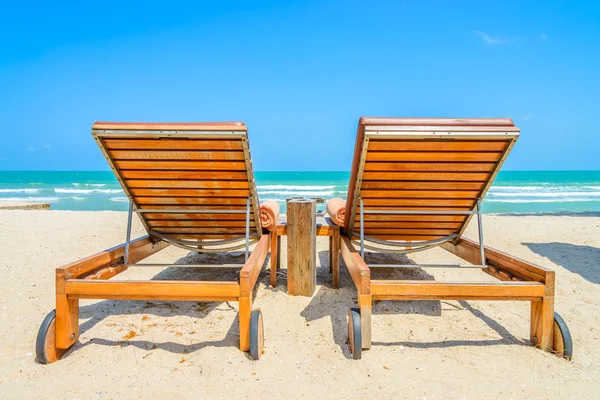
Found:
[269,215,340,289]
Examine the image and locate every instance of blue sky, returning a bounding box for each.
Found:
[0,1,598,171]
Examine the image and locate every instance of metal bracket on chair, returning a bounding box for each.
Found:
[124,198,134,264]
[245,197,250,261]
[125,197,255,260]
[356,200,486,264]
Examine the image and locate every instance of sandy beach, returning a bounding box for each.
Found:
[0,210,599,399]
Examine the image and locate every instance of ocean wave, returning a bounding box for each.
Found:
[258,190,334,196]
[55,188,122,194]
[490,186,545,191]
[0,188,40,193]
[257,185,336,190]
[71,196,86,200]
[488,191,600,198]
[0,196,59,202]
[486,198,597,203]
[72,183,107,187]
[110,197,129,202]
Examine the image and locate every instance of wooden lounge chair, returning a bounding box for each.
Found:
[331,117,572,360]
[36,122,270,363]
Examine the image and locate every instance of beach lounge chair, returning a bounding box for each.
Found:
[36,122,273,363]
[327,117,573,360]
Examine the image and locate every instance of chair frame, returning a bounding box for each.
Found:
[339,120,572,359]
[36,123,270,363]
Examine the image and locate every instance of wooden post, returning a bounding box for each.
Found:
[287,199,317,296]
[270,230,278,287]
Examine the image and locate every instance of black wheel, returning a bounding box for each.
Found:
[36,310,66,364]
[553,312,573,360]
[249,309,264,360]
[348,308,362,360]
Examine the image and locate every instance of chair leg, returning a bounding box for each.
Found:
[55,294,79,349]
[531,296,554,352]
[239,296,252,352]
[332,231,340,289]
[359,294,372,349]
[270,231,278,287]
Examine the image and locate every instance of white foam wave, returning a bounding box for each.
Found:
[258,190,335,196]
[0,188,39,193]
[0,197,59,202]
[55,188,121,194]
[487,198,596,203]
[110,197,129,202]
[489,191,600,198]
[72,183,106,187]
[490,186,544,191]
[257,185,335,190]
[71,196,86,200]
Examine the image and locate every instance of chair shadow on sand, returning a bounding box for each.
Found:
[66,251,270,360]
[301,250,526,358]
[523,242,600,284]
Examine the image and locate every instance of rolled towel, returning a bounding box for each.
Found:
[326,197,346,227]
[260,200,280,231]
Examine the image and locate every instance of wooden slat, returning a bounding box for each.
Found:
[362,172,489,181]
[65,280,240,301]
[360,117,515,127]
[145,213,253,220]
[129,188,250,197]
[357,206,472,211]
[368,140,509,152]
[148,220,255,227]
[120,171,249,180]
[366,152,502,162]
[109,150,245,161]
[139,205,250,210]
[364,162,496,172]
[104,139,243,150]
[154,227,249,234]
[365,234,449,240]
[362,228,457,235]
[361,214,467,222]
[370,280,545,300]
[354,221,462,229]
[114,161,247,170]
[360,190,480,199]
[361,181,486,190]
[134,197,249,205]
[125,180,250,189]
[163,233,250,240]
[94,121,245,131]
[361,198,475,207]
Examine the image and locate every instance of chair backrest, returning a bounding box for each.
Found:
[345,117,519,241]
[92,122,261,241]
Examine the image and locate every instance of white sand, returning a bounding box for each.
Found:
[0,210,599,399]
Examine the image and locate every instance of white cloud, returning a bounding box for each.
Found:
[523,115,532,120]
[26,146,38,151]
[43,144,51,148]
[476,31,506,45]
[540,33,548,40]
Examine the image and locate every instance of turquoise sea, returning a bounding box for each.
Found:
[0,171,599,214]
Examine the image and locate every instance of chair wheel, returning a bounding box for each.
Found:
[348,308,362,360]
[249,309,264,360]
[36,310,67,364]
[553,312,573,360]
